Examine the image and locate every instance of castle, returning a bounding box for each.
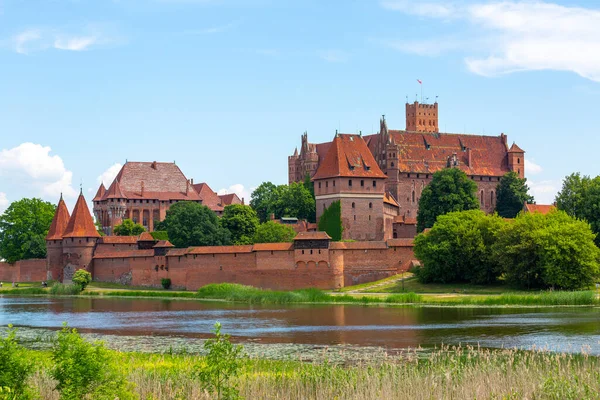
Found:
[34,191,414,289]
[92,161,242,235]
[289,101,525,240]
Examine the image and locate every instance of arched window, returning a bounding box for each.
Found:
[480,190,484,205]
[391,162,395,167]
[352,202,355,209]
[412,191,415,203]
[369,202,372,209]
[518,158,521,164]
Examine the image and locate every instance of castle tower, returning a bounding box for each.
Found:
[104,179,127,235]
[288,147,299,184]
[507,142,525,179]
[405,101,438,133]
[312,133,387,241]
[60,191,100,282]
[45,194,71,281]
[92,183,106,233]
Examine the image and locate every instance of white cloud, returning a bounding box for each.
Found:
[218,184,254,203]
[54,36,97,51]
[0,143,77,199]
[97,163,122,187]
[0,193,8,214]
[525,159,543,175]
[319,50,349,63]
[529,179,560,205]
[13,29,42,54]
[382,1,600,82]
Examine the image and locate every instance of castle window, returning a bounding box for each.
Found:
[354,215,356,221]
[369,202,372,209]
[491,191,495,206]
[391,162,395,167]
[302,250,305,255]
[352,202,355,209]
[318,182,321,189]
[480,190,484,205]
[310,250,313,255]
[412,191,415,203]
[325,181,328,188]
[373,180,376,187]
[518,158,521,164]
[349,180,352,187]
[333,180,335,187]
[360,180,364,187]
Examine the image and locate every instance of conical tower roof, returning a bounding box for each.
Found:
[103,179,127,200]
[46,194,71,240]
[508,142,525,153]
[92,183,106,201]
[63,191,100,238]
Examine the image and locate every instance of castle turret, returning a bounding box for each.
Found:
[92,183,106,234]
[508,142,525,179]
[61,191,100,282]
[46,194,71,281]
[104,179,127,235]
[288,147,299,184]
[406,101,438,133]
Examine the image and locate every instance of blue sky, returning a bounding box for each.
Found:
[1,0,600,212]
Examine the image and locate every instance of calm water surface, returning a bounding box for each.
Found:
[1,297,599,354]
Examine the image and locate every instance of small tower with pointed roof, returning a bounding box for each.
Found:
[507,142,525,179]
[45,194,71,281]
[60,191,100,283]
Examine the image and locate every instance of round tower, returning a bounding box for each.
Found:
[46,194,70,281]
[329,244,345,289]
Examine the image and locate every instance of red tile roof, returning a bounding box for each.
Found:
[524,203,555,215]
[46,195,71,240]
[101,162,201,201]
[294,231,330,240]
[93,184,106,201]
[188,245,253,254]
[103,179,127,200]
[509,143,525,153]
[312,134,387,180]
[153,240,175,248]
[218,193,242,206]
[94,250,154,259]
[63,192,101,238]
[192,183,224,212]
[138,232,155,241]
[394,215,417,225]
[330,241,388,250]
[387,238,415,247]
[384,193,399,207]
[99,236,138,244]
[252,243,294,251]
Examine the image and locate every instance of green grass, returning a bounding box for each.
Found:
[49,283,82,295]
[88,282,174,291]
[367,276,524,294]
[0,287,48,295]
[337,273,409,293]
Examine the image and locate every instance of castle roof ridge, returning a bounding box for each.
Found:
[46,195,71,241]
[63,192,100,238]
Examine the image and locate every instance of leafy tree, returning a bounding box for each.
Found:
[303,173,315,198]
[414,210,506,284]
[72,269,92,291]
[253,221,296,243]
[160,202,231,248]
[113,219,145,236]
[250,182,282,223]
[194,322,245,400]
[416,168,479,232]
[94,220,105,237]
[494,211,599,290]
[495,171,534,218]
[279,182,316,223]
[0,325,34,399]
[555,173,600,246]
[150,231,169,241]
[0,198,55,263]
[318,201,343,241]
[220,205,259,245]
[51,324,134,400]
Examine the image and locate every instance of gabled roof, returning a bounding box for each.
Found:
[63,192,100,238]
[138,232,155,241]
[218,193,242,206]
[153,240,175,248]
[103,179,127,200]
[312,134,387,180]
[93,183,106,202]
[100,161,201,201]
[524,203,555,215]
[384,192,399,207]
[46,195,71,240]
[508,142,525,153]
[193,182,224,212]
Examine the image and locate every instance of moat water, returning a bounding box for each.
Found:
[1,296,600,357]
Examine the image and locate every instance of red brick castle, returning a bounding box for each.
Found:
[289,101,525,240]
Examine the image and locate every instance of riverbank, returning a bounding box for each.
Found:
[8,336,600,400]
[1,280,598,307]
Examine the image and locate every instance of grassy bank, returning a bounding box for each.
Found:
[13,345,600,399]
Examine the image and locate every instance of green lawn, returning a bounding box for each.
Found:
[362,276,527,294]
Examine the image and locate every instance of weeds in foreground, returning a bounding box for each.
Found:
[49,284,82,296]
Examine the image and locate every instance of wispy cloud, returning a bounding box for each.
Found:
[54,36,97,51]
[13,29,42,54]
[382,1,600,82]
[528,179,560,205]
[525,159,543,175]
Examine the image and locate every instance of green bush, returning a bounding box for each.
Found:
[72,269,92,291]
[318,200,343,241]
[50,283,82,295]
[51,324,134,400]
[0,325,34,399]
[150,231,169,241]
[161,278,172,290]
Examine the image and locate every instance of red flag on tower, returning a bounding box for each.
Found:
[417,79,422,84]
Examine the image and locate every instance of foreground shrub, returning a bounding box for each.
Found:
[50,284,82,295]
[0,325,34,399]
[51,324,135,400]
[72,269,92,291]
[195,322,245,400]
[161,278,172,290]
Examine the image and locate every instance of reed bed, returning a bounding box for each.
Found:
[26,346,600,399]
[48,283,82,295]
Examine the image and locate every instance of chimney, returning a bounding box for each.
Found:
[151,161,157,170]
[191,178,194,185]
[141,181,145,197]
[467,148,472,167]
[186,179,190,194]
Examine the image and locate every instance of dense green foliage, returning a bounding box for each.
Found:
[317,200,343,241]
[51,324,133,400]
[161,278,171,290]
[0,325,33,399]
[416,169,479,232]
[159,202,231,248]
[252,221,296,243]
[113,219,146,236]
[415,209,600,290]
[495,171,534,218]
[555,173,600,246]
[250,182,315,223]
[494,211,600,290]
[303,173,314,198]
[150,231,169,241]
[72,269,92,291]
[0,198,56,263]
[414,210,505,284]
[220,205,259,245]
[194,322,245,400]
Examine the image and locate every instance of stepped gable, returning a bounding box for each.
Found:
[46,195,71,240]
[312,134,386,180]
[103,178,127,200]
[63,192,100,238]
[365,131,512,176]
[108,161,201,201]
[92,183,106,201]
[192,182,224,212]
